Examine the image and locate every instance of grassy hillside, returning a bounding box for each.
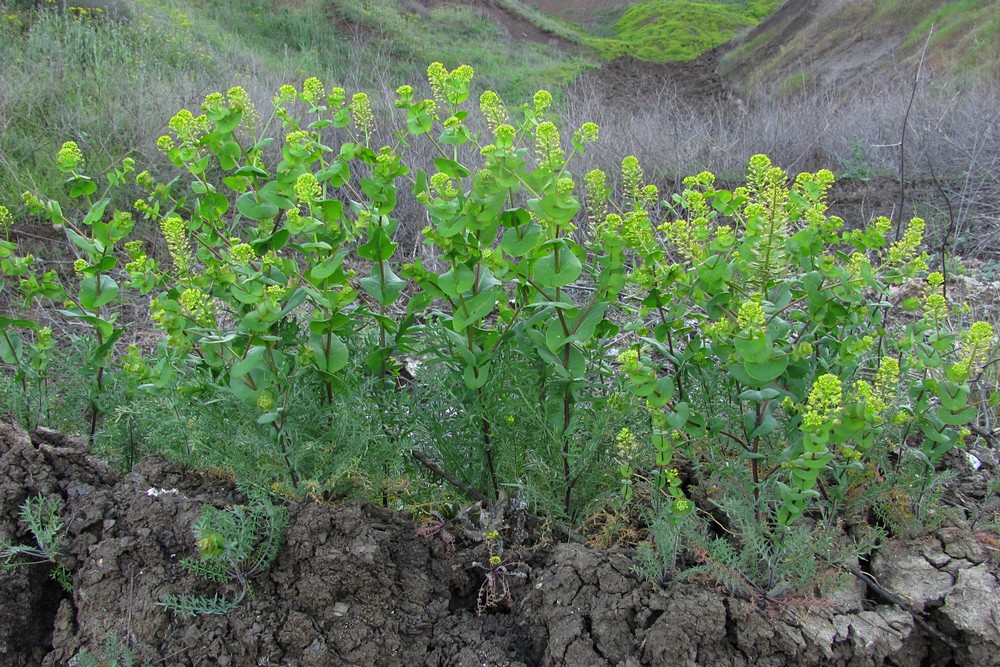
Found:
[588,0,776,62]
[0,0,590,216]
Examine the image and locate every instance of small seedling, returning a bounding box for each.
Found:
[472,530,528,615]
[1,495,63,567]
[1,494,72,590]
[159,491,288,617]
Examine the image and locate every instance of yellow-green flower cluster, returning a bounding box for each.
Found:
[427,63,473,106]
[573,122,599,145]
[494,123,515,149]
[617,348,640,372]
[256,391,275,411]
[179,287,214,325]
[802,374,843,432]
[275,84,297,105]
[0,205,11,230]
[124,240,149,274]
[328,87,346,109]
[923,272,948,320]
[533,90,552,112]
[535,122,564,168]
[885,217,927,272]
[737,299,766,332]
[227,85,258,128]
[56,141,83,172]
[429,172,459,200]
[167,109,210,141]
[294,172,321,204]
[36,327,52,350]
[73,258,88,275]
[479,90,508,132]
[350,92,375,139]
[121,344,146,378]
[622,156,643,202]
[615,427,640,461]
[265,284,286,303]
[621,211,653,250]
[230,241,255,264]
[160,216,193,275]
[584,169,609,233]
[301,77,325,106]
[135,170,155,190]
[952,321,995,380]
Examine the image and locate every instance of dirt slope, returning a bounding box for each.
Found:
[2,418,999,666]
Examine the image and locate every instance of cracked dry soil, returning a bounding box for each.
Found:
[1,416,998,667]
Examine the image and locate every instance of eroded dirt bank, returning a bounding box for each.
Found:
[1,416,998,666]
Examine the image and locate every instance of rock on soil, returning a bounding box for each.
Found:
[1,416,998,666]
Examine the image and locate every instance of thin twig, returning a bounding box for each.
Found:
[895,25,933,241]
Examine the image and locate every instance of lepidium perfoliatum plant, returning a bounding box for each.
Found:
[607,156,994,593]
[2,64,995,592]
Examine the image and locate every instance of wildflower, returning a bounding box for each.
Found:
[135,170,155,189]
[479,90,508,132]
[276,84,297,104]
[574,122,599,145]
[36,327,52,349]
[615,427,639,460]
[227,86,258,127]
[265,284,285,302]
[617,348,640,371]
[951,321,995,380]
[301,77,325,106]
[294,173,321,204]
[327,87,346,109]
[494,124,516,148]
[73,258,88,274]
[0,205,11,229]
[622,211,652,249]
[533,90,552,112]
[156,135,175,152]
[179,287,214,325]
[350,92,375,139]
[737,300,766,332]
[802,374,843,432]
[429,172,458,200]
[230,242,255,264]
[160,216,193,274]
[56,141,83,172]
[886,217,927,271]
[622,156,643,200]
[484,530,500,541]
[395,84,413,101]
[535,122,563,168]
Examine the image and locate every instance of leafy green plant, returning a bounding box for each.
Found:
[72,636,146,667]
[0,494,73,591]
[159,491,288,617]
[609,155,993,592]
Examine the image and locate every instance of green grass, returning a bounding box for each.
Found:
[587,0,777,62]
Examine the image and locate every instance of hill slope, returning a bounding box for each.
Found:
[719,0,1000,93]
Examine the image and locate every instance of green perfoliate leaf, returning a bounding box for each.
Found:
[78,275,119,310]
[359,264,406,307]
[237,192,279,221]
[533,248,582,288]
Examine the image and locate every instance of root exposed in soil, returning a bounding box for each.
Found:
[1,417,998,666]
